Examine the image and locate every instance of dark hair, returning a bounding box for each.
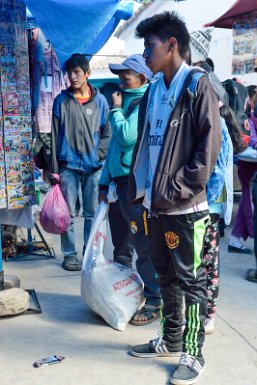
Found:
[64,53,90,74]
[219,105,246,154]
[135,11,190,59]
[205,57,214,72]
[247,85,257,100]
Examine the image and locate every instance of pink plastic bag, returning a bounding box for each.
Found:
[40,174,71,234]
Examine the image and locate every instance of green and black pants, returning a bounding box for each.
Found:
[148,210,209,358]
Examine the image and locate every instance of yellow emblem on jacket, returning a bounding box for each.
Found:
[165,231,180,249]
[130,221,138,234]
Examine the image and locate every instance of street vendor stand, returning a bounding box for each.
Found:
[0,0,136,289]
[0,0,37,289]
[205,0,257,81]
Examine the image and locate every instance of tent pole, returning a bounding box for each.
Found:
[0,225,4,291]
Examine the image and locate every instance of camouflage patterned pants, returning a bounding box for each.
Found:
[204,213,220,319]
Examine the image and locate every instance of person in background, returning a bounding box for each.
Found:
[99,54,161,325]
[128,12,221,385]
[189,31,247,333]
[190,32,230,238]
[205,57,214,71]
[247,86,257,148]
[189,30,229,107]
[248,172,257,283]
[203,112,232,335]
[204,104,245,334]
[189,31,245,334]
[50,54,111,271]
[228,86,257,254]
[245,86,257,282]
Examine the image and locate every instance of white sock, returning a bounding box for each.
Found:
[229,236,242,248]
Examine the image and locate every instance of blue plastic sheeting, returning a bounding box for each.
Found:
[83,1,133,59]
[23,0,133,66]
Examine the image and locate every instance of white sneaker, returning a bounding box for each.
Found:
[229,235,243,248]
[204,318,215,335]
[170,353,205,385]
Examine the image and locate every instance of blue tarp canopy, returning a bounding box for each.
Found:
[24,0,133,65]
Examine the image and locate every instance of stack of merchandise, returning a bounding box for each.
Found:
[0,0,35,210]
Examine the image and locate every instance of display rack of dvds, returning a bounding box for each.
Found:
[0,0,35,210]
[0,1,54,266]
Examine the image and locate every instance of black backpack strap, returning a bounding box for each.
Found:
[183,68,207,140]
[125,97,142,118]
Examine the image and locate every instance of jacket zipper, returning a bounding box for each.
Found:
[75,96,93,169]
[150,108,177,213]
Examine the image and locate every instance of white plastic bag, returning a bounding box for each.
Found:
[81,201,144,331]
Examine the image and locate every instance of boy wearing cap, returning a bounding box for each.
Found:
[128,12,221,385]
[99,54,161,325]
[50,54,111,271]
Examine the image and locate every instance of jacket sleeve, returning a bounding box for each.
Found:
[50,96,61,174]
[109,107,138,147]
[97,96,111,161]
[172,77,222,200]
[249,116,257,148]
[206,117,230,204]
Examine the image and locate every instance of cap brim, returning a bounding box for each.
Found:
[108,63,128,74]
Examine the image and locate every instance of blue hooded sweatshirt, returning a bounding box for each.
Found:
[51,82,111,174]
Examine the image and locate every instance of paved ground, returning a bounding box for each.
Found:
[1,208,257,385]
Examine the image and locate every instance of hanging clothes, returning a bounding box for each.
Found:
[31,28,65,135]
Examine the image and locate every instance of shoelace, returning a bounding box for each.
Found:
[151,331,163,348]
[179,353,202,373]
[180,353,194,366]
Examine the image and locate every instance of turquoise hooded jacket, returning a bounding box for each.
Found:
[99,83,148,186]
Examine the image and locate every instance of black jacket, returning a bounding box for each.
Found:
[128,71,222,214]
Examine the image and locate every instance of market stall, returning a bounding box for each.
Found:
[24,0,134,66]
[205,0,257,80]
[205,0,257,29]
[0,0,136,289]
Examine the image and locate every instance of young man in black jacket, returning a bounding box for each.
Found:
[128,12,221,385]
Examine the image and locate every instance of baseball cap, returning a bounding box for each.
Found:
[109,54,152,81]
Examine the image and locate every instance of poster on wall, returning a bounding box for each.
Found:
[0,114,7,208]
[232,12,257,75]
[0,0,35,209]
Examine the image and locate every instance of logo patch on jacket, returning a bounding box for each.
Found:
[130,221,138,234]
[165,231,180,249]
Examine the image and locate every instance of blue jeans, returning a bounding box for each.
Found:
[60,168,100,258]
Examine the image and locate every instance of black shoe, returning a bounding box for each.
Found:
[170,353,205,385]
[227,245,252,254]
[129,335,182,358]
[62,256,81,271]
[219,218,226,237]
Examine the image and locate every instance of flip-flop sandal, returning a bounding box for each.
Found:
[245,268,257,283]
[130,306,161,326]
[62,257,81,271]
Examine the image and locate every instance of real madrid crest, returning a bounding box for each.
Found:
[165,231,180,249]
[130,221,138,234]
